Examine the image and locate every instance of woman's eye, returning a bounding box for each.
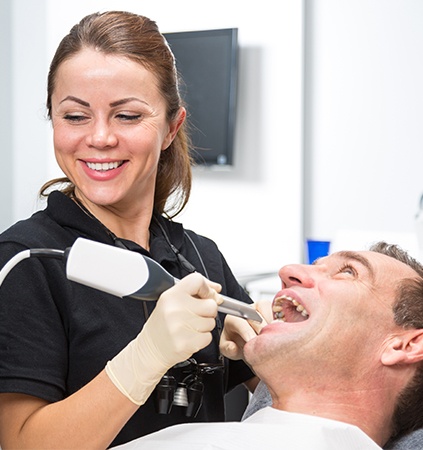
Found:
[63,114,87,123]
[116,113,142,121]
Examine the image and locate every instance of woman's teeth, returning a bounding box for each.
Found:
[86,161,122,171]
[273,295,309,322]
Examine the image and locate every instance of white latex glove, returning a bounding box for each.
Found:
[106,273,222,405]
[219,298,273,360]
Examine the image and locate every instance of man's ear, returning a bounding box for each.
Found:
[381,329,423,366]
[161,107,186,150]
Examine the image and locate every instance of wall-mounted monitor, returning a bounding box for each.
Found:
[164,28,238,167]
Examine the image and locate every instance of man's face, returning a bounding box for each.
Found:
[244,250,419,386]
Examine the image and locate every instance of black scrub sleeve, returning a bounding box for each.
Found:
[0,241,69,402]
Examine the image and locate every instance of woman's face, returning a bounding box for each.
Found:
[50,48,184,212]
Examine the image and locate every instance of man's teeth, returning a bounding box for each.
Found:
[274,311,285,321]
[86,161,122,171]
[273,295,309,322]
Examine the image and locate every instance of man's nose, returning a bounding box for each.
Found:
[86,120,118,148]
[278,264,316,288]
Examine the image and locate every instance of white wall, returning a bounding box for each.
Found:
[4,0,304,277]
[7,1,51,227]
[0,0,13,232]
[7,0,423,274]
[304,0,423,258]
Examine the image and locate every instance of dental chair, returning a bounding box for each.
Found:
[243,381,423,450]
[385,429,423,450]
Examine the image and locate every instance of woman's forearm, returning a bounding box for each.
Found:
[0,370,138,450]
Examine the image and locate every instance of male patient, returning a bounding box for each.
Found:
[116,242,423,449]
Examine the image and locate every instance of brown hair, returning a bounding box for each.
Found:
[42,10,192,217]
[369,242,423,440]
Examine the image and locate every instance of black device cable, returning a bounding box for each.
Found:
[0,248,66,287]
[151,215,203,276]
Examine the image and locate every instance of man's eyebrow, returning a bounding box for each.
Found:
[336,251,375,279]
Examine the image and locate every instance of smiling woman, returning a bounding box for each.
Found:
[44,11,193,221]
[0,10,256,449]
[50,48,179,227]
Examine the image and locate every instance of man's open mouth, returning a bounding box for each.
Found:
[273,295,309,322]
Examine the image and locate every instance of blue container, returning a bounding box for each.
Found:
[306,240,330,264]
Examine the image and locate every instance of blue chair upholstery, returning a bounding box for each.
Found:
[384,429,423,450]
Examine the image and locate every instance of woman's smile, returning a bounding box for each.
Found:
[80,159,128,181]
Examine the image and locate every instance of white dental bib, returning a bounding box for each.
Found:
[112,406,382,449]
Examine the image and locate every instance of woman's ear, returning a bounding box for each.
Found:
[162,107,186,150]
[381,329,423,366]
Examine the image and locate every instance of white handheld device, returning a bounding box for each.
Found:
[66,238,262,322]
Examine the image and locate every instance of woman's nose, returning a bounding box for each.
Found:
[86,120,118,149]
[278,264,316,288]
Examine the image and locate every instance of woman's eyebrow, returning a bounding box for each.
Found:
[59,96,147,108]
[109,97,147,107]
[59,96,89,107]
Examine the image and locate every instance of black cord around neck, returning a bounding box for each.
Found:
[152,215,199,275]
[72,196,120,244]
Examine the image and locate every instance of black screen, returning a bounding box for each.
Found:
[164,28,238,166]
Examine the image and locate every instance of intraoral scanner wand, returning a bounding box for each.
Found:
[0,238,262,322]
[65,238,262,322]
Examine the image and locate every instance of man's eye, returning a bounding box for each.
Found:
[338,264,356,276]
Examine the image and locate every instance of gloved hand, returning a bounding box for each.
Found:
[219,298,272,360]
[106,273,222,405]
